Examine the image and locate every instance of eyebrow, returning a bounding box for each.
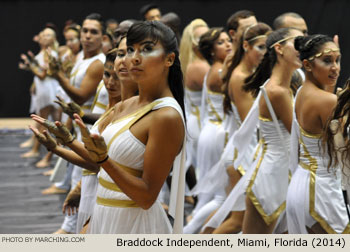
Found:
[140,40,156,46]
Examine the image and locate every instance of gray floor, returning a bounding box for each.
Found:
[0,131,65,234]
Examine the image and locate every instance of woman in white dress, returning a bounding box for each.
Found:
[74,21,186,234]
[241,27,304,233]
[287,34,350,233]
[202,22,271,234]
[184,27,232,233]
[179,19,209,198]
[20,27,61,161]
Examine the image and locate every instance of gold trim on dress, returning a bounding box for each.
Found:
[95,102,107,109]
[186,89,201,130]
[96,196,139,208]
[93,106,115,127]
[299,126,322,139]
[207,88,225,97]
[207,94,223,124]
[107,101,162,150]
[185,86,201,92]
[111,100,162,125]
[90,81,104,111]
[246,138,286,225]
[259,115,272,122]
[237,165,245,176]
[99,177,122,192]
[82,169,98,176]
[299,134,350,233]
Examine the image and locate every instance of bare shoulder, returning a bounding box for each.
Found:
[230,70,246,85]
[86,59,104,75]
[206,63,223,91]
[315,89,337,107]
[187,60,209,73]
[150,106,185,137]
[267,85,291,102]
[185,60,209,88]
[152,106,184,128]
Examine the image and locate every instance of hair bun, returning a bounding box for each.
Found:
[294,36,306,52]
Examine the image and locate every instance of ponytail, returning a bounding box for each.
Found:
[243,28,291,97]
[169,54,186,123]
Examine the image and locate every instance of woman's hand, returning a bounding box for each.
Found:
[74,113,108,163]
[46,48,61,77]
[62,183,81,216]
[29,126,57,151]
[31,114,75,145]
[55,96,84,119]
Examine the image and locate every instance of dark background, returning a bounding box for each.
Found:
[1,0,348,117]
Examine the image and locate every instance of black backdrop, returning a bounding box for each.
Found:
[1,0,349,117]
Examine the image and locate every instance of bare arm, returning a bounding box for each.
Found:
[55,60,104,105]
[270,88,294,133]
[29,126,99,172]
[78,108,185,209]
[206,63,224,93]
[319,93,337,129]
[232,73,254,121]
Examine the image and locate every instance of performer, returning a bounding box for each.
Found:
[77,21,186,234]
[287,34,350,233]
[242,28,304,233]
[184,27,232,233]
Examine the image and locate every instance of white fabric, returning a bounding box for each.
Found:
[34,50,60,111]
[88,97,186,234]
[77,175,98,233]
[185,87,202,171]
[286,96,350,233]
[69,52,106,110]
[202,81,266,231]
[91,81,109,114]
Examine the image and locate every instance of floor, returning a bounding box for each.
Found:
[0,118,65,234]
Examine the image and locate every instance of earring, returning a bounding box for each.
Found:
[211,52,214,56]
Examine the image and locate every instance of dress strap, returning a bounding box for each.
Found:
[152,97,186,234]
[106,100,162,150]
[260,86,290,158]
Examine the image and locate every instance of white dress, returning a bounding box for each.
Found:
[34,50,60,111]
[184,103,240,234]
[88,97,186,234]
[69,52,106,111]
[202,90,264,231]
[185,87,202,171]
[61,52,106,233]
[246,116,290,226]
[76,89,109,233]
[90,81,109,114]
[191,81,227,216]
[287,114,350,233]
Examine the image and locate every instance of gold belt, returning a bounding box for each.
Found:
[96,196,139,208]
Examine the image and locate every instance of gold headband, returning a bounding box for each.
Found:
[242,24,257,40]
[247,35,267,43]
[211,29,219,37]
[308,48,340,61]
[269,35,298,49]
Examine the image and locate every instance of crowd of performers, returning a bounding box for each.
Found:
[18,4,350,234]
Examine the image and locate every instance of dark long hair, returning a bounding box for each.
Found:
[198,27,224,65]
[323,79,350,175]
[243,28,292,97]
[223,22,271,113]
[294,34,333,61]
[126,21,186,122]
